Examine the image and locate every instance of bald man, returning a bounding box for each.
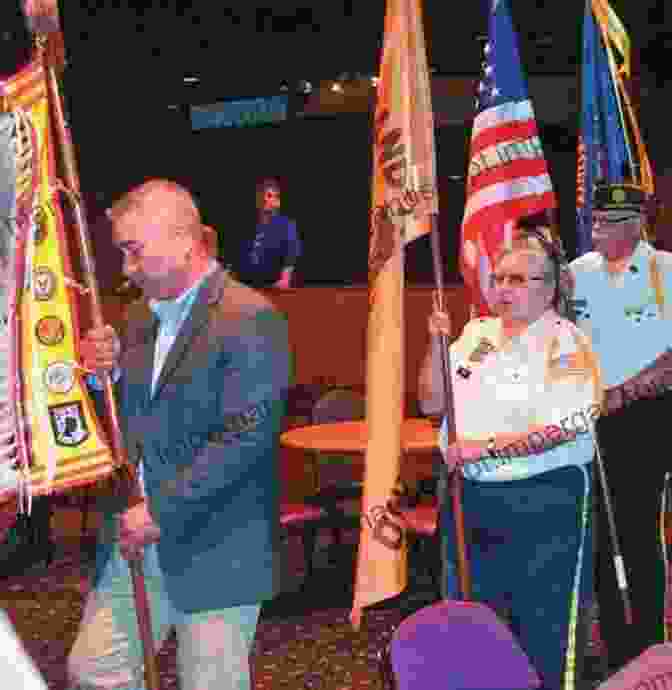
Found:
[67,180,291,690]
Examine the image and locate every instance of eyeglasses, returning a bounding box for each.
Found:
[490,273,547,288]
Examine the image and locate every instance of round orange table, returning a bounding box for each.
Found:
[280,417,439,454]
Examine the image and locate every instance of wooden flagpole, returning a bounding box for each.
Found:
[37,35,162,690]
[429,215,471,600]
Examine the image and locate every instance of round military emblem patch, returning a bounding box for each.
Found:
[43,361,75,394]
[33,267,57,301]
[35,316,65,346]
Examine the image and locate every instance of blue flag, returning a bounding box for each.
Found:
[576,0,628,256]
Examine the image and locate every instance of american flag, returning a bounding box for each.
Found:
[460,0,556,316]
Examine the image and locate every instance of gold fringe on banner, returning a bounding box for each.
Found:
[591,0,631,78]
[1,58,113,502]
[591,0,654,195]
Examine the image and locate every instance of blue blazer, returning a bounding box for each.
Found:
[95,267,290,613]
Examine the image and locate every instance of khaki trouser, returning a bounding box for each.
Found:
[67,542,260,690]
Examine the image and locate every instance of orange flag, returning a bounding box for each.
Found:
[351,0,437,629]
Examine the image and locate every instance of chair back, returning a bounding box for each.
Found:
[312,388,366,424]
[389,600,540,690]
[311,388,366,492]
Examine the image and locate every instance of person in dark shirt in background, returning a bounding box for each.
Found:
[233,178,301,289]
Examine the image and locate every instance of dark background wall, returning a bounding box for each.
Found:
[1,1,669,290]
[61,110,578,289]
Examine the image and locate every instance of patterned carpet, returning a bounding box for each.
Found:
[0,510,605,690]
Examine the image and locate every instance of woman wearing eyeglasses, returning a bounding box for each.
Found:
[419,222,602,690]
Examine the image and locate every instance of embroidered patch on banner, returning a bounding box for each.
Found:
[34,266,56,300]
[35,315,65,345]
[49,401,90,446]
[43,361,75,394]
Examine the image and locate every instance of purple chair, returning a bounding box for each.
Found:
[384,600,541,690]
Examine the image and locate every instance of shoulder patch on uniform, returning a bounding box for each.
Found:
[547,328,593,382]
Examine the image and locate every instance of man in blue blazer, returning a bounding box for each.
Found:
[67,180,290,690]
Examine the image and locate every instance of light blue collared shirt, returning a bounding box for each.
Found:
[571,241,672,386]
[87,262,218,393]
[148,261,218,395]
[88,262,218,495]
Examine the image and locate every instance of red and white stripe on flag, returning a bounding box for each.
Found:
[460,99,555,316]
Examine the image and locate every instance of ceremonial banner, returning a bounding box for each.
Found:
[459,0,556,316]
[351,0,437,628]
[577,0,654,256]
[0,59,112,501]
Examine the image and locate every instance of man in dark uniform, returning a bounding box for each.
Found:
[570,183,672,672]
[233,178,301,289]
